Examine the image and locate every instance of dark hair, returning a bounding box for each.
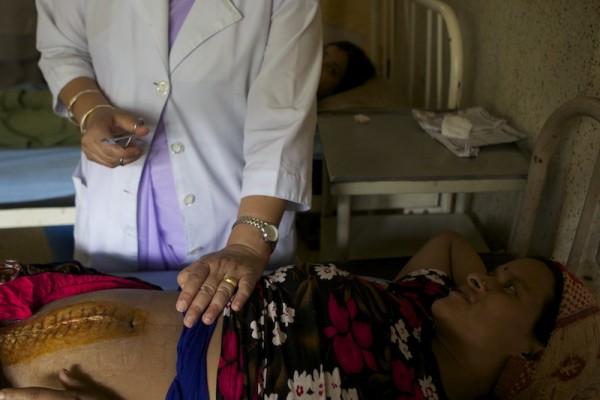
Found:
[531,256,564,346]
[327,41,376,94]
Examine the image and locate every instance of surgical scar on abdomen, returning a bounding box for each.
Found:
[0,302,146,365]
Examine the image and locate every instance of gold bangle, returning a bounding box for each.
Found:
[79,104,116,134]
[66,89,101,125]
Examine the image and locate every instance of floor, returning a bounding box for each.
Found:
[2,218,599,304]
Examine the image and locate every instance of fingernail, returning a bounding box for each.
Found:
[184,315,197,327]
[203,314,213,324]
[176,300,187,312]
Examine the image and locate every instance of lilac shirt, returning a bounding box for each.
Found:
[137,0,195,271]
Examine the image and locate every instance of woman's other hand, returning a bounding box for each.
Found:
[59,77,150,169]
[0,369,114,400]
[80,106,149,168]
[176,243,268,328]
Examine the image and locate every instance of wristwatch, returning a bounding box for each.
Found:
[232,216,279,253]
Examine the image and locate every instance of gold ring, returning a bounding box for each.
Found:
[222,276,238,287]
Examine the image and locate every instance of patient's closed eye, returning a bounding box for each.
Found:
[487,270,518,295]
[503,281,518,295]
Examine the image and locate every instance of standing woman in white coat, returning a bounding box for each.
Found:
[35,0,322,327]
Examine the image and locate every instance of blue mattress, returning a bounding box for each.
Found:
[0,147,80,206]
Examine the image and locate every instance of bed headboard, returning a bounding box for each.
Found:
[371,0,464,109]
[319,0,464,112]
[509,97,600,270]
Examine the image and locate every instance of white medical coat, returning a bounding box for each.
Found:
[36,0,322,271]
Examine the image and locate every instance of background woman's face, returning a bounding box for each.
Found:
[318,45,349,98]
[433,259,555,355]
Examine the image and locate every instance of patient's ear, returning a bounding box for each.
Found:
[519,337,546,361]
[519,339,545,362]
[520,351,542,361]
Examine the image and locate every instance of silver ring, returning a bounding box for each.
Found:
[132,117,144,134]
[119,158,125,166]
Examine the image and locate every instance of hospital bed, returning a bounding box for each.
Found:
[0,147,78,229]
[0,84,79,231]
[0,146,78,264]
[316,0,466,223]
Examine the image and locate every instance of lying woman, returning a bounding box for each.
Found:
[0,230,599,399]
[317,41,376,99]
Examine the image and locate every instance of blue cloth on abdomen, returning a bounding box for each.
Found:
[166,318,216,400]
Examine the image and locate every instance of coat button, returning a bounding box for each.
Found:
[183,194,196,206]
[170,142,184,154]
[155,80,170,95]
[189,246,204,254]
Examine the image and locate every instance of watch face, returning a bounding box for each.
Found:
[265,224,279,242]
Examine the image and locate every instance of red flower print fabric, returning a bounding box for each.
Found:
[323,294,377,374]
[217,264,452,399]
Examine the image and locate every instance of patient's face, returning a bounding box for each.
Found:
[433,259,555,355]
[318,45,349,98]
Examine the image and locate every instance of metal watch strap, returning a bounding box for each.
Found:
[232,216,278,253]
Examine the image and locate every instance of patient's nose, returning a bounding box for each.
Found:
[467,274,488,292]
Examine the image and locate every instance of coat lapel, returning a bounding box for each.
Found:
[169,0,242,71]
[130,0,170,70]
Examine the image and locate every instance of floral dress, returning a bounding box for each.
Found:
[216,263,452,400]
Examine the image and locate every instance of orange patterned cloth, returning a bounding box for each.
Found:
[494,262,600,399]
